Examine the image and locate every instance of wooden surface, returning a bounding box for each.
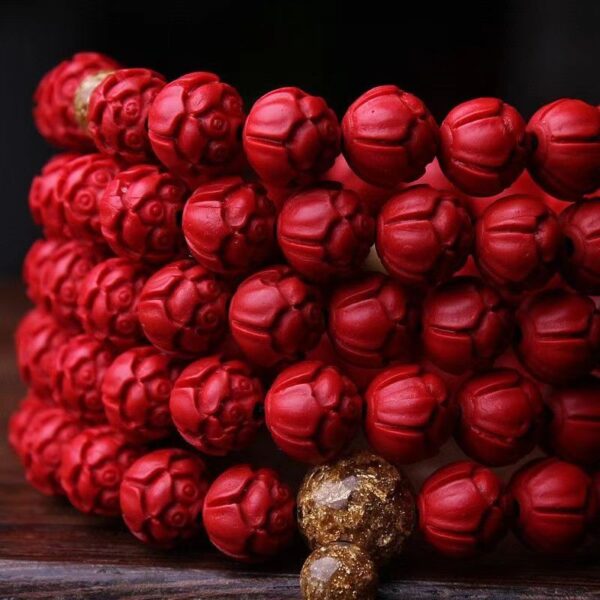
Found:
[0,281,599,599]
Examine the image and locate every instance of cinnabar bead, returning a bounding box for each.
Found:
[203,464,295,561]
[438,98,529,196]
[277,182,375,282]
[508,458,597,554]
[515,289,600,385]
[328,273,417,368]
[527,99,600,201]
[559,199,600,294]
[455,368,543,466]
[33,52,120,150]
[21,407,81,495]
[229,265,325,368]
[100,164,187,265]
[265,361,362,464]
[544,378,600,466]
[170,355,264,455]
[365,364,454,464]
[138,259,230,357]
[59,426,144,516]
[475,194,562,293]
[87,68,166,164]
[243,87,340,187]
[418,461,508,558]
[376,184,473,287]
[148,72,245,188]
[78,257,149,350]
[8,394,48,460]
[102,346,182,442]
[422,276,513,375]
[52,334,113,424]
[183,176,276,275]
[22,238,62,305]
[120,448,210,546]
[342,85,438,188]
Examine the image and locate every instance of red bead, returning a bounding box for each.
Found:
[22,238,62,304]
[418,461,508,558]
[138,259,230,357]
[342,85,438,188]
[365,364,454,464]
[475,194,562,293]
[515,289,600,385]
[544,378,600,466]
[52,334,114,424]
[508,458,597,553]
[244,87,340,187]
[203,464,295,561]
[148,72,245,188]
[8,393,48,460]
[78,257,149,350]
[455,368,543,466]
[422,276,513,375]
[439,98,529,196]
[376,184,473,287]
[28,153,79,239]
[170,355,264,455]
[229,265,325,368]
[527,99,600,201]
[183,176,276,275]
[21,407,81,495]
[120,448,210,546]
[277,183,375,282]
[102,346,182,442]
[59,425,144,516]
[328,273,417,368]
[88,68,166,164]
[33,52,120,150]
[100,164,187,265]
[265,360,362,464]
[559,199,600,294]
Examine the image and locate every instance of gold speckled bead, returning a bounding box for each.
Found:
[300,542,378,600]
[297,451,415,564]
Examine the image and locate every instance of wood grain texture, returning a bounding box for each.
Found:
[0,281,599,599]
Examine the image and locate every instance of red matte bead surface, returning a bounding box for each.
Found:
[8,394,48,460]
[265,361,362,464]
[138,259,230,357]
[515,289,600,385]
[88,68,166,164]
[544,378,600,466]
[148,72,245,188]
[328,273,417,368]
[22,238,62,304]
[100,164,187,265]
[277,183,375,282]
[508,458,597,554]
[170,355,264,455]
[33,52,120,151]
[475,194,562,293]
[120,448,210,546]
[422,276,513,375]
[559,199,600,294]
[183,176,276,275]
[243,87,340,187]
[59,426,144,516]
[102,346,182,442]
[418,461,508,558]
[342,85,438,188]
[78,257,149,350]
[229,265,324,368]
[203,464,295,561]
[376,184,473,287]
[527,99,600,201]
[438,98,529,196]
[365,364,454,464]
[455,368,543,466]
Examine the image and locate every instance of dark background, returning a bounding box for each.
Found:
[0,0,598,276]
